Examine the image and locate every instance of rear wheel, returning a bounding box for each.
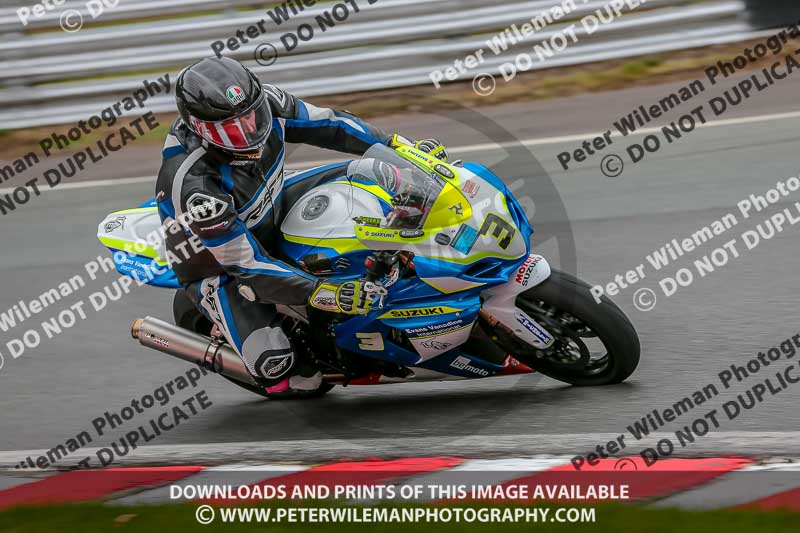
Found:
[493,270,640,386]
[172,290,334,399]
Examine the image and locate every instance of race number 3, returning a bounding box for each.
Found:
[479,213,515,249]
[356,332,384,351]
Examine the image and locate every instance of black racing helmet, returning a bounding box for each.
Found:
[176,57,271,159]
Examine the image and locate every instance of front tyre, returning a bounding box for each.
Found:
[511,270,640,385]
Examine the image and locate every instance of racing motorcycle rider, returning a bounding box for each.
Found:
[156,57,448,396]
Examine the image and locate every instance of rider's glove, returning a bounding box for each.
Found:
[309,280,376,315]
[389,134,449,163]
[414,138,449,163]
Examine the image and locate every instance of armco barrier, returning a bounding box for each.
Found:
[0,0,759,129]
[744,0,800,29]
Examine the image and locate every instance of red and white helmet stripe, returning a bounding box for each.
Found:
[188,96,272,152]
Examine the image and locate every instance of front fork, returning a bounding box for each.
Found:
[480,254,556,350]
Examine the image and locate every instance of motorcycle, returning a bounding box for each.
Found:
[97,143,640,399]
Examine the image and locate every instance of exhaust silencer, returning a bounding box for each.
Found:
[131,316,258,386]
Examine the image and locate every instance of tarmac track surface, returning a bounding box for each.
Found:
[1,71,799,462]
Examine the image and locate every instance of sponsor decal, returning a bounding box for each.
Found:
[187,193,228,222]
[246,174,283,224]
[225,85,246,105]
[311,292,339,312]
[245,196,272,224]
[450,355,489,376]
[263,84,287,108]
[144,332,170,348]
[449,203,464,216]
[379,306,461,319]
[421,339,452,350]
[462,180,481,197]
[266,358,288,377]
[201,281,224,327]
[104,215,126,233]
[515,255,542,286]
[435,233,451,246]
[450,224,479,255]
[400,229,424,238]
[406,149,438,167]
[259,353,293,379]
[363,230,397,239]
[406,319,471,338]
[353,216,382,227]
[199,219,230,232]
[515,312,553,345]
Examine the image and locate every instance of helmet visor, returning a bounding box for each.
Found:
[190,96,272,152]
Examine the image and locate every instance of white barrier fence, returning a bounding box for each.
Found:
[0,0,755,128]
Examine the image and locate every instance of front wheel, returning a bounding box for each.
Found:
[502,270,640,386]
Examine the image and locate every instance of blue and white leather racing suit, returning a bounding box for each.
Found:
[155,84,392,390]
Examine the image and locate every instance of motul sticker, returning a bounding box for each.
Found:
[515,255,542,286]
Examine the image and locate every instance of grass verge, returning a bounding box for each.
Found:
[0,502,798,533]
[1,37,796,160]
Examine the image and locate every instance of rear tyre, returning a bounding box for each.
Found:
[507,270,640,386]
[171,290,333,399]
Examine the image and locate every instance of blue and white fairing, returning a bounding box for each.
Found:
[96,145,554,382]
[97,199,180,289]
[276,145,553,381]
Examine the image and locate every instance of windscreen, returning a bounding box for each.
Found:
[347,144,444,229]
